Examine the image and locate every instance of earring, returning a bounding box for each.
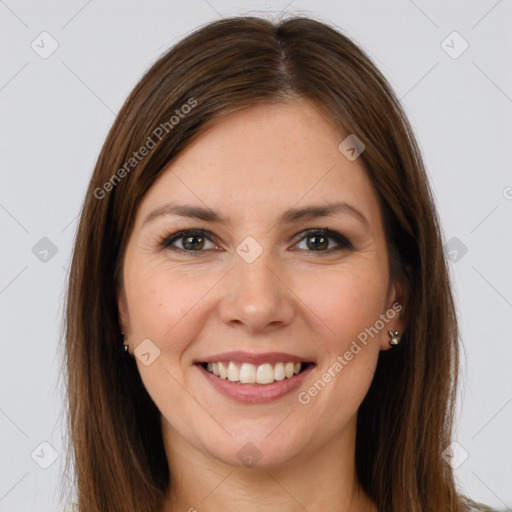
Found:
[121,331,129,354]
[388,330,401,346]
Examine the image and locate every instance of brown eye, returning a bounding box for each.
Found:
[161,229,218,254]
[305,234,329,251]
[180,234,205,250]
[159,228,352,256]
[294,229,353,252]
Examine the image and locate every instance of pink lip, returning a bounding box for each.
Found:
[195,350,315,366]
[196,363,315,404]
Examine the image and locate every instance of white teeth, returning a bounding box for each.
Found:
[274,362,285,381]
[203,360,308,384]
[239,362,256,383]
[218,362,228,379]
[227,361,239,382]
[256,363,275,384]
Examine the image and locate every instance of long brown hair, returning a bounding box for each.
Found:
[61,15,490,512]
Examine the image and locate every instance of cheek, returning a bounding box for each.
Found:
[125,260,207,341]
[294,260,388,351]
[291,261,388,425]
[123,263,206,426]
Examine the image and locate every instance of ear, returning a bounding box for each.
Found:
[117,281,131,337]
[380,278,407,351]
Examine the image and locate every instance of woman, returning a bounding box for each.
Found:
[62,15,493,512]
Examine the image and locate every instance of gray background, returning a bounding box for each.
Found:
[1,0,511,510]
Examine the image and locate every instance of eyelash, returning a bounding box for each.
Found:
[158,228,353,256]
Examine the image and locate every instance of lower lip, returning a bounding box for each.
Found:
[196,364,315,404]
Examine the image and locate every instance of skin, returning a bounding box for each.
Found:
[118,98,406,512]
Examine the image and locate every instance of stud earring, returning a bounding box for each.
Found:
[388,330,401,346]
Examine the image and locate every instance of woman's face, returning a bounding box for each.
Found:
[118,98,405,469]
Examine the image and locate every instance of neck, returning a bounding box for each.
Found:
[160,415,377,512]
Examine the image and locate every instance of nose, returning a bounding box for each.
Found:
[217,252,295,335]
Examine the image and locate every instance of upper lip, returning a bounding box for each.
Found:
[195,351,315,366]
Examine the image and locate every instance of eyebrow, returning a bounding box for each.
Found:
[142,201,370,229]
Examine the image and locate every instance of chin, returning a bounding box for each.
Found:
[200,430,308,469]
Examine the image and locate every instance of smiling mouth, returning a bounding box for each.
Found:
[195,361,314,385]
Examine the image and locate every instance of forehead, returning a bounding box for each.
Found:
[135,99,382,230]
